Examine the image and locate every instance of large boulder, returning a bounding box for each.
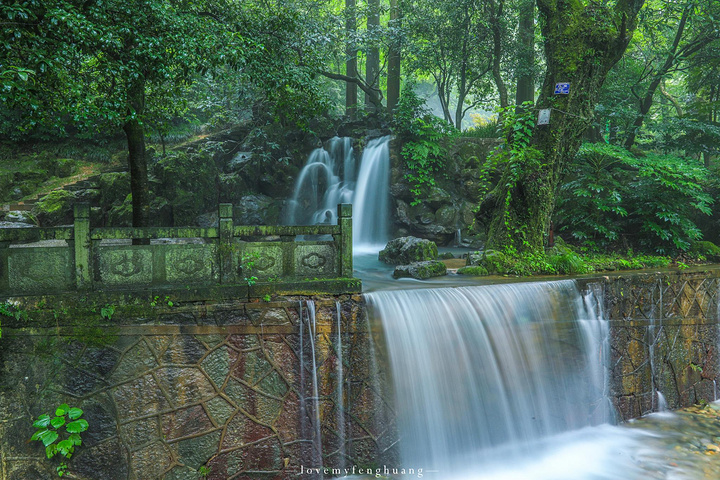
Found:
[152,151,219,226]
[32,190,77,226]
[232,194,281,225]
[379,236,438,265]
[99,172,130,210]
[393,260,447,279]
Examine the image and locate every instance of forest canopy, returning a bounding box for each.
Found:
[2,0,719,258]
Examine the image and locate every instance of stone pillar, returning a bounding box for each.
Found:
[338,203,353,278]
[73,203,92,290]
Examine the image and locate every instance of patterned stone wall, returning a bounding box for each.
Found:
[0,295,396,480]
[583,269,720,421]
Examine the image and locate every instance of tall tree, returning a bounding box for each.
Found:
[485,0,645,254]
[405,0,495,128]
[386,0,402,115]
[346,0,359,116]
[2,0,239,228]
[366,0,381,111]
[623,0,720,148]
[515,0,535,107]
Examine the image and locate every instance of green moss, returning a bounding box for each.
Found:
[457,266,489,276]
[690,241,720,261]
[32,189,76,226]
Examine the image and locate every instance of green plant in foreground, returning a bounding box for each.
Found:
[31,404,88,477]
[198,465,210,478]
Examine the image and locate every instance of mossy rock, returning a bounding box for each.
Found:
[107,194,133,227]
[438,252,455,260]
[152,151,219,226]
[690,241,720,261]
[40,157,77,178]
[99,172,130,209]
[107,194,173,227]
[379,236,438,265]
[393,260,447,279]
[32,190,77,226]
[457,266,489,276]
[232,194,280,225]
[0,172,14,202]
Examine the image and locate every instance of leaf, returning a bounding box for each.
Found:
[33,414,51,428]
[46,444,58,458]
[69,433,82,446]
[67,407,83,420]
[31,429,47,441]
[51,416,66,429]
[66,419,89,433]
[41,430,59,447]
[57,439,74,456]
[55,404,69,416]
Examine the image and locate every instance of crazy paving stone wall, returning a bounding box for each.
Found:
[0,295,396,480]
[589,269,720,421]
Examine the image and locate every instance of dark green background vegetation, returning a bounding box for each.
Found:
[2,0,719,269]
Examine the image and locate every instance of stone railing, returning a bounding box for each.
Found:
[0,203,354,295]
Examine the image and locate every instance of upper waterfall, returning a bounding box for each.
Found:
[285,136,390,252]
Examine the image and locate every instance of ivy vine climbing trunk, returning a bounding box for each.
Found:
[485,0,645,254]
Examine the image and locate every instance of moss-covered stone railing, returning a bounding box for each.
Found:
[0,203,358,296]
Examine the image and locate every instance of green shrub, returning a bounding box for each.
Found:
[556,143,712,254]
[392,87,457,205]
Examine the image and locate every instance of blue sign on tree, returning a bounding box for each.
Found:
[554,82,570,95]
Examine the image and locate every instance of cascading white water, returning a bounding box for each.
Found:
[286,136,390,250]
[366,280,614,477]
[352,136,390,251]
[305,301,324,478]
[334,302,346,472]
[286,138,355,227]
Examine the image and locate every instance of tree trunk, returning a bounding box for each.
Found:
[366,0,381,112]
[515,0,535,108]
[485,0,644,254]
[346,0,358,117]
[386,0,401,116]
[490,0,508,113]
[123,78,150,232]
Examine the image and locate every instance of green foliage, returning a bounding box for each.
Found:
[30,404,88,477]
[556,143,713,254]
[456,266,489,276]
[477,102,542,246]
[150,296,174,308]
[689,241,720,261]
[0,302,29,338]
[240,252,260,301]
[262,294,271,302]
[198,465,210,478]
[100,305,115,321]
[463,246,671,277]
[392,88,456,205]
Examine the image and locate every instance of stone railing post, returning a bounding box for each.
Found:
[73,203,92,290]
[218,203,234,283]
[338,203,353,278]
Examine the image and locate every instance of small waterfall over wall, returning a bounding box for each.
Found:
[366,280,613,476]
[286,136,390,250]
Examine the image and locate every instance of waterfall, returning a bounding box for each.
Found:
[286,136,390,250]
[334,302,346,471]
[305,301,323,477]
[353,136,390,251]
[365,280,613,476]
